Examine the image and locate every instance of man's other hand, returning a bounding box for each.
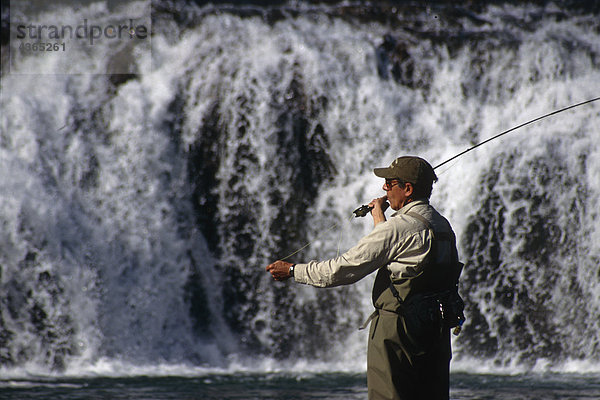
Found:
[266,260,294,281]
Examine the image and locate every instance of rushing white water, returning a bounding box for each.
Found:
[1,1,599,377]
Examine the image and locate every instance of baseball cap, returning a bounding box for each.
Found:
[373,156,437,186]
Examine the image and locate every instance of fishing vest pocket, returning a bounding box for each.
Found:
[398,288,466,356]
[436,289,466,334]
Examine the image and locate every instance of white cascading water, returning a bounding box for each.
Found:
[1,2,599,376]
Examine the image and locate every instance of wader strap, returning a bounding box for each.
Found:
[389,280,403,304]
[406,211,433,232]
[359,310,379,330]
[406,211,454,242]
[359,308,401,330]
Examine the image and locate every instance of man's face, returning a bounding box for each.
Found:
[383,179,413,210]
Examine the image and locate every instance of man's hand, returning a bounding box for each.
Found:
[266,260,294,281]
[368,196,389,225]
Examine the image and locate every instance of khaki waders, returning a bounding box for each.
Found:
[365,209,461,400]
[366,267,452,400]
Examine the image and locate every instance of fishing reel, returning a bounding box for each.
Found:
[353,205,373,217]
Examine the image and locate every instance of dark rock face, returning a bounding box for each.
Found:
[459,150,591,365]
[184,64,338,355]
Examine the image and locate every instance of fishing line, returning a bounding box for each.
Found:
[279,214,355,261]
[277,96,600,260]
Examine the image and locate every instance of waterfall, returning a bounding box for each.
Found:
[1,1,599,376]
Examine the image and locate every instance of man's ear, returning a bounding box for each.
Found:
[405,182,414,197]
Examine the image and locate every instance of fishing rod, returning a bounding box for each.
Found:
[433,96,600,170]
[279,97,600,260]
[352,96,600,216]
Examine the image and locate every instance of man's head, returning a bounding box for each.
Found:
[373,156,437,208]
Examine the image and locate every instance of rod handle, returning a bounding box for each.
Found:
[353,205,373,217]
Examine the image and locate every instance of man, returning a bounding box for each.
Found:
[266,156,463,400]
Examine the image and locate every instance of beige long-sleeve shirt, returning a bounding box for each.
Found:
[293,200,455,288]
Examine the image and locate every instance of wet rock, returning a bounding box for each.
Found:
[376,33,432,90]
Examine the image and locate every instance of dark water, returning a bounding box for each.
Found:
[1,373,600,400]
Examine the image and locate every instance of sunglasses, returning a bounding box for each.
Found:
[383,179,404,191]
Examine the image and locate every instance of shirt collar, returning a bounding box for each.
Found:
[392,199,429,217]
